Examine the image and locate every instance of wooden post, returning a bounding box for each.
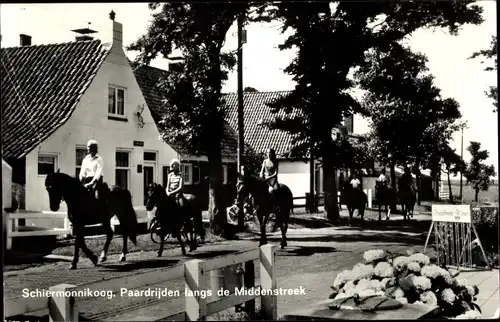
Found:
[244,260,255,316]
[6,216,13,250]
[259,244,277,320]
[367,189,372,208]
[63,217,72,238]
[48,283,78,322]
[185,259,207,321]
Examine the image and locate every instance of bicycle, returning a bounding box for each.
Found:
[149,216,171,244]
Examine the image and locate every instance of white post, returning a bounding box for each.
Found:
[48,283,78,322]
[185,259,207,321]
[259,244,277,320]
[63,217,72,238]
[6,216,13,250]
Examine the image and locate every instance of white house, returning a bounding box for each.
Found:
[1,17,179,212]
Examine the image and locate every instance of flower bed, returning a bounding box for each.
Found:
[330,249,483,319]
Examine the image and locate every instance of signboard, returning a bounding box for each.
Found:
[133,140,144,147]
[431,204,472,223]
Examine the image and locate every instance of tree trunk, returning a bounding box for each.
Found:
[415,162,422,206]
[390,163,397,191]
[207,147,226,236]
[322,143,339,223]
[475,189,479,202]
[446,170,453,202]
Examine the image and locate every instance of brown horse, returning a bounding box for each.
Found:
[145,183,205,257]
[236,173,293,249]
[45,171,138,269]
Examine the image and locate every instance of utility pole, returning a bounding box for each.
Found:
[237,13,245,230]
[459,125,464,201]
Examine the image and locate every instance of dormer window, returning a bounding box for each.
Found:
[108,85,126,118]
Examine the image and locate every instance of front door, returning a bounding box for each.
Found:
[143,165,155,205]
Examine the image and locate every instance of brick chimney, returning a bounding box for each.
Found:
[112,18,122,47]
[19,34,31,46]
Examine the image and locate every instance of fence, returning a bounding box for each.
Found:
[294,189,373,210]
[5,207,153,250]
[4,244,277,321]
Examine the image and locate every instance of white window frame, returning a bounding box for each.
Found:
[115,149,132,190]
[181,163,193,185]
[143,151,158,183]
[75,145,87,178]
[108,85,127,117]
[222,165,229,185]
[37,153,58,177]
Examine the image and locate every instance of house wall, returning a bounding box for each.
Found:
[278,160,312,199]
[25,31,177,212]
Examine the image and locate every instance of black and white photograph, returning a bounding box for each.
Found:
[2,1,498,321]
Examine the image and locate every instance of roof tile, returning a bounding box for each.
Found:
[1,40,110,159]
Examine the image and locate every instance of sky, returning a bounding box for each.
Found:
[1,2,497,179]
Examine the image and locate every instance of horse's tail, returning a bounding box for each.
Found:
[112,188,138,246]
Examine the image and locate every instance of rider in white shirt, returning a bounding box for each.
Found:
[79,139,104,199]
[350,173,361,189]
[377,169,390,186]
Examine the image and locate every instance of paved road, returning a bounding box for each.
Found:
[5,225,427,320]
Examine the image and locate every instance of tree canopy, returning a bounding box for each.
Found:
[464,141,496,202]
[128,2,248,234]
[470,35,498,112]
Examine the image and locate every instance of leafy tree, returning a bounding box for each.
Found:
[128,3,247,235]
[242,143,265,177]
[252,1,483,222]
[469,36,497,112]
[464,141,496,202]
[243,86,259,92]
[438,146,466,202]
[357,42,462,204]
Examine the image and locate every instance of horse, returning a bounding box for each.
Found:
[145,183,205,257]
[398,185,416,220]
[374,181,398,221]
[340,183,367,226]
[45,171,138,269]
[236,173,293,249]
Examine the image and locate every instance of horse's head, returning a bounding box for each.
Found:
[45,170,63,211]
[145,183,163,211]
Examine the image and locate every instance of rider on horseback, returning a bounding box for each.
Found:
[79,139,104,199]
[260,148,279,210]
[400,166,415,193]
[166,159,185,213]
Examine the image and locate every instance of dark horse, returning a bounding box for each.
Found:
[45,171,138,269]
[340,183,367,226]
[236,173,293,249]
[374,181,398,221]
[398,185,416,220]
[145,183,205,257]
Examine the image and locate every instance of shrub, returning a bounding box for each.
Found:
[472,207,498,252]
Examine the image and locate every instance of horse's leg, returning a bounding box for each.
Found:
[378,201,382,222]
[157,230,165,257]
[70,226,81,270]
[177,232,187,256]
[259,211,268,246]
[280,209,289,249]
[99,223,114,263]
[360,206,365,227]
[347,208,352,226]
[73,227,98,269]
[119,233,128,262]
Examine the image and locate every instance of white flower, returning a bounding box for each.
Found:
[413,276,432,292]
[369,279,383,292]
[393,256,411,270]
[407,262,422,273]
[409,253,430,266]
[454,278,468,289]
[343,281,356,292]
[333,270,354,289]
[396,297,408,305]
[421,264,442,279]
[413,300,425,305]
[374,262,394,278]
[441,288,457,304]
[363,249,387,264]
[420,291,438,306]
[466,286,475,297]
[392,287,405,299]
[351,263,374,280]
[355,278,371,293]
